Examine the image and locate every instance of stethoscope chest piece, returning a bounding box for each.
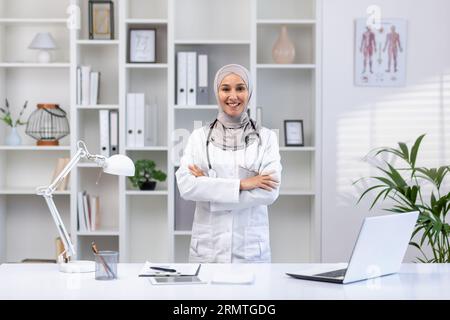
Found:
[208,169,217,178]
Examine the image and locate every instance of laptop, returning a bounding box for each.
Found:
[286,211,419,284]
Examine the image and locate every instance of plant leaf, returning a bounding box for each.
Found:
[410,134,425,168]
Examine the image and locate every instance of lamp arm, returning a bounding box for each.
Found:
[43,194,76,259]
[36,140,106,261]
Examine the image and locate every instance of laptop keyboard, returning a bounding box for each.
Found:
[314,268,347,278]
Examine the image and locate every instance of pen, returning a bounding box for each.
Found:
[150,266,177,273]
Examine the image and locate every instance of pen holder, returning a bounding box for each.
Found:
[94,251,118,280]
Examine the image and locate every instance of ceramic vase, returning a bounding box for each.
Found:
[272,25,296,64]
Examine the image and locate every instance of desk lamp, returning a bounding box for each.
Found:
[37,141,135,273]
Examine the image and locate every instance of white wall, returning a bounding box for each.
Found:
[322,0,450,262]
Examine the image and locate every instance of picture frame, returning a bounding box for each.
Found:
[128,28,156,63]
[284,120,304,146]
[89,0,114,40]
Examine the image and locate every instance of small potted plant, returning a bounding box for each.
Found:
[129,159,167,190]
[0,99,28,146]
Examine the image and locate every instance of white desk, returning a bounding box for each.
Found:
[0,263,449,300]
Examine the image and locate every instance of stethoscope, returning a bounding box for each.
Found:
[206,119,261,178]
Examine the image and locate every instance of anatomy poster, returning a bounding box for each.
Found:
[355,19,407,86]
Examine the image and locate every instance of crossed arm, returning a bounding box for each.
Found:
[175,131,281,211]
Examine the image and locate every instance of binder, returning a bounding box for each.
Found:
[99,109,110,157]
[197,54,208,105]
[81,65,91,106]
[177,52,187,106]
[187,52,197,106]
[126,93,136,148]
[109,110,119,155]
[135,93,145,148]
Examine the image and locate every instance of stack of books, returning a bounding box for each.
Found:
[76,65,100,105]
[77,190,100,232]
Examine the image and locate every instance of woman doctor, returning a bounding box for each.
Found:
[175,64,282,263]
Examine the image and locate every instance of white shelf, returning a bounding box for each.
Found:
[125,63,168,69]
[174,231,192,236]
[76,40,119,45]
[77,230,120,236]
[125,19,168,25]
[257,64,316,69]
[174,40,251,45]
[125,190,168,196]
[174,105,217,110]
[125,146,168,151]
[0,63,70,68]
[0,189,70,195]
[279,189,315,196]
[0,18,67,25]
[279,146,315,152]
[76,105,119,110]
[257,19,316,25]
[0,145,70,151]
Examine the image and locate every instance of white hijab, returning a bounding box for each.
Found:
[209,64,258,151]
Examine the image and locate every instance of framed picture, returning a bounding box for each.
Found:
[128,28,156,63]
[89,0,114,40]
[355,18,407,86]
[284,120,304,146]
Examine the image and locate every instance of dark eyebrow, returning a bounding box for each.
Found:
[220,83,247,87]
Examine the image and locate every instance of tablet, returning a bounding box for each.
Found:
[149,276,207,285]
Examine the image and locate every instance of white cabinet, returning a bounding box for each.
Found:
[0,0,321,264]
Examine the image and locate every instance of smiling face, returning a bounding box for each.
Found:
[218,73,249,118]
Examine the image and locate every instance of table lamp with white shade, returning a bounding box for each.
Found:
[36,141,135,273]
[28,32,56,63]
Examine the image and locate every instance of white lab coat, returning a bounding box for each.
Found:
[175,126,282,263]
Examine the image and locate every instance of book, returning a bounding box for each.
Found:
[90,195,99,231]
[51,158,70,191]
[89,71,100,105]
[77,191,86,232]
[83,192,91,231]
[81,65,91,106]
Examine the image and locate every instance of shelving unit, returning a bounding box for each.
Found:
[0,0,321,264]
[0,0,72,263]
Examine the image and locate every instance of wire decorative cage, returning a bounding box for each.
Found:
[25,104,70,146]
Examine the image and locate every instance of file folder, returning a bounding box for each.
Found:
[99,109,110,157]
[135,93,145,148]
[109,110,118,155]
[187,52,197,106]
[126,93,136,148]
[197,54,208,105]
[177,52,187,106]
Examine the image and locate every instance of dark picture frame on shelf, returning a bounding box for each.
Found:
[89,0,114,40]
[128,28,156,63]
[284,120,304,146]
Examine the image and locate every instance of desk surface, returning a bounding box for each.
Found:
[0,263,449,300]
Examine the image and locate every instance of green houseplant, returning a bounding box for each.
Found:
[356,134,450,263]
[129,159,167,191]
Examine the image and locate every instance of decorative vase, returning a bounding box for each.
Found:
[5,126,22,146]
[140,181,156,191]
[272,25,296,64]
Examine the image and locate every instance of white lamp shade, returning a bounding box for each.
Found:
[28,32,56,49]
[103,154,135,176]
